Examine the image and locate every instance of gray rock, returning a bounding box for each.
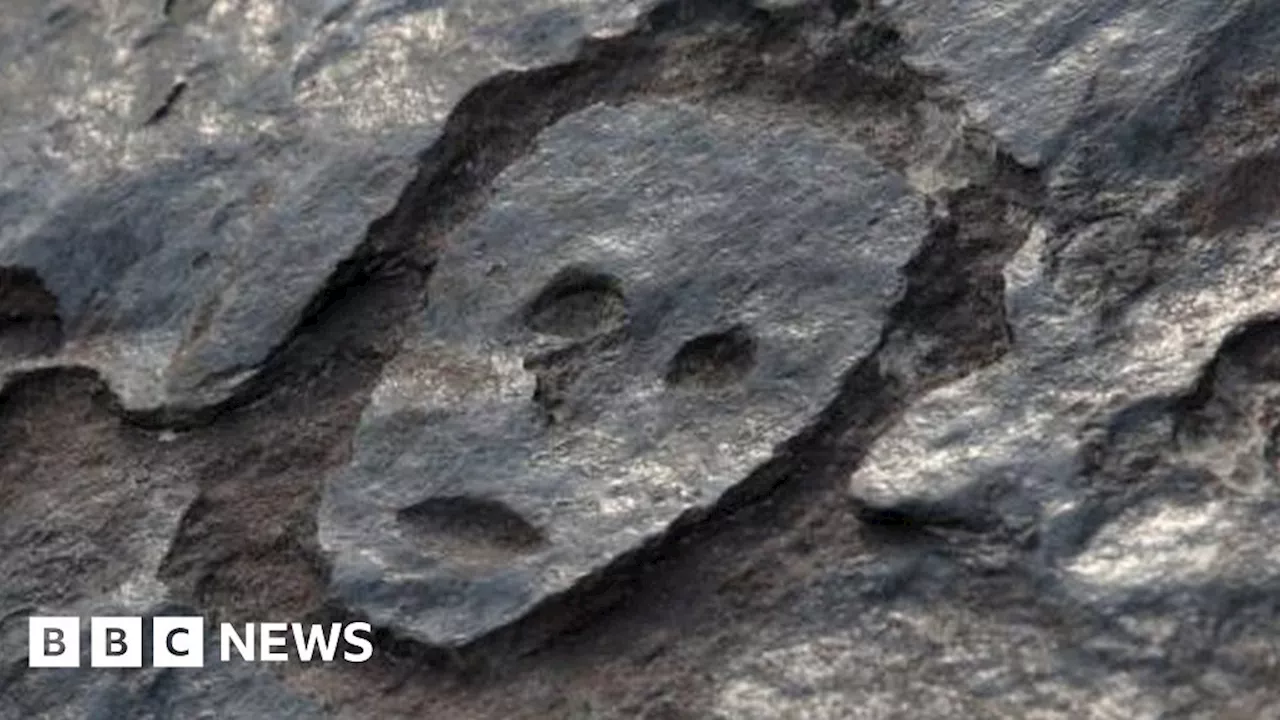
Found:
[853,216,1280,519]
[707,542,1280,720]
[319,99,931,645]
[0,373,192,632]
[856,0,1280,577]
[0,0,649,414]
[842,0,1280,712]
[882,0,1255,173]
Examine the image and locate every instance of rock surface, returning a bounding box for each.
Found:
[0,0,647,415]
[4,0,1280,717]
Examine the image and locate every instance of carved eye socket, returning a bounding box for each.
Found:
[665,324,757,388]
[397,496,547,565]
[523,267,626,339]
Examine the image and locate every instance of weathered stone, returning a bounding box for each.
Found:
[708,540,1280,720]
[0,371,189,624]
[0,0,649,414]
[856,0,1280,559]
[882,0,1263,175]
[319,99,931,645]
[854,218,1280,517]
[845,2,1280,712]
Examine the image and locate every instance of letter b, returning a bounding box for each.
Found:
[28,617,80,668]
[106,628,128,656]
[46,628,66,656]
[91,617,142,668]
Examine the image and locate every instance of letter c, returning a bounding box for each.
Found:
[166,627,190,657]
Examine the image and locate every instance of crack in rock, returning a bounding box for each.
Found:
[0,267,63,359]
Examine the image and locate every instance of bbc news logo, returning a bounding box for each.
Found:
[28,617,373,668]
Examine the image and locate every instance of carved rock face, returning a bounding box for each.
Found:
[319,100,931,645]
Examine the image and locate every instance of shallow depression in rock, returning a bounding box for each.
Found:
[665,324,757,388]
[524,267,628,339]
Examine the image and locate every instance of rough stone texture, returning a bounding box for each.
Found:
[320,99,930,645]
[883,0,1262,172]
[6,0,1280,717]
[831,1,1280,716]
[858,0,1280,608]
[0,0,647,415]
[707,536,1280,720]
